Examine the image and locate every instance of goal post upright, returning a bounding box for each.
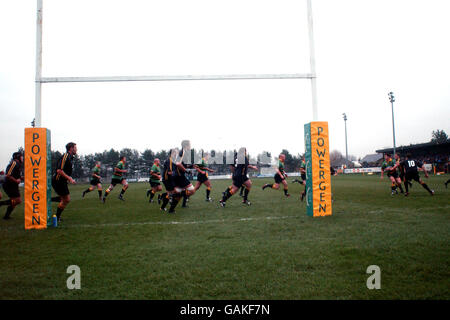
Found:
[35,0,43,128]
[307,0,318,121]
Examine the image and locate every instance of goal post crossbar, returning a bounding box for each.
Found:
[38,73,315,83]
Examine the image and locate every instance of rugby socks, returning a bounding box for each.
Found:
[98,189,102,198]
[243,188,250,201]
[104,189,110,198]
[160,193,170,210]
[206,187,211,199]
[3,205,14,219]
[0,199,12,206]
[82,187,93,197]
[181,190,188,207]
[56,205,64,220]
[284,188,289,196]
[397,183,404,193]
[120,188,126,196]
[262,184,272,190]
[221,187,234,202]
[169,194,181,213]
[51,196,61,202]
[420,182,433,194]
[149,190,156,201]
[404,181,409,193]
[239,186,245,196]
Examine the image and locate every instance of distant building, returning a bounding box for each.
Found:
[376,140,450,172]
[360,153,383,167]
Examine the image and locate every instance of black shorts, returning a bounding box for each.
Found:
[174,176,191,189]
[162,179,175,192]
[150,181,161,188]
[52,178,69,197]
[90,178,101,186]
[387,171,399,179]
[111,177,125,186]
[2,181,20,198]
[197,172,209,183]
[405,171,420,182]
[232,175,249,188]
[274,173,285,184]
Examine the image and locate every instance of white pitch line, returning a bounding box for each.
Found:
[68,215,299,229]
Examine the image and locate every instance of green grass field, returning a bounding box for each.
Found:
[0,175,449,300]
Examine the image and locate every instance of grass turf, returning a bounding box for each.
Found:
[0,175,449,299]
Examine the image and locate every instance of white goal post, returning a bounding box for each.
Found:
[34,0,319,127]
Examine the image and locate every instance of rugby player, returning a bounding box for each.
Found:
[381,153,404,195]
[160,149,177,212]
[146,158,162,203]
[395,154,412,190]
[219,147,258,207]
[292,156,307,201]
[82,161,103,200]
[262,153,290,197]
[171,143,197,212]
[51,143,77,222]
[103,156,128,203]
[0,171,5,201]
[401,154,434,196]
[0,152,23,220]
[193,153,215,202]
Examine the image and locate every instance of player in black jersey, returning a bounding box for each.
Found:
[220,148,258,207]
[160,149,178,212]
[396,154,412,190]
[193,153,215,202]
[51,142,77,222]
[0,170,4,201]
[401,153,434,196]
[0,152,23,220]
[171,143,198,212]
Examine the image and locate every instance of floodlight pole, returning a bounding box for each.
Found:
[388,92,396,157]
[343,113,348,161]
[35,0,43,127]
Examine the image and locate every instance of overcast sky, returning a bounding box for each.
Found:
[1,0,449,169]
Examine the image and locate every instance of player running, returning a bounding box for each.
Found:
[51,143,77,222]
[0,171,5,201]
[401,154,434,196]
[262,153,290,197]
[381,153,404,195]
[0,152,23,220]
[169,143,197,213]
[292,156,307,201]
[193,153,215,202]
[146,158,162,203]
[160,149,177,212]
[82,161,103,200]
[219,147,258,207]
[103,156,128,203]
